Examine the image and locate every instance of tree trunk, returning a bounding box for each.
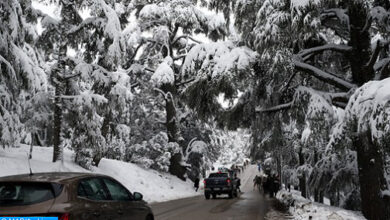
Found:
[347,2,389,219]
[348,1,373,86]
[299,148,307,198]
[165,93,178,142]
[160,84,185,179]
[353,130,389,220]
[52,78,63,162]
[319,191,324,203]
[52,22,67,163]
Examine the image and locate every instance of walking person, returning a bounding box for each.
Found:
[253,175,259,191]
[194,177,200,192]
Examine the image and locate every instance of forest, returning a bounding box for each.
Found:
[1,0,390,219]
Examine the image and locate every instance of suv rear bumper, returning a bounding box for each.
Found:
[204,187,233,194]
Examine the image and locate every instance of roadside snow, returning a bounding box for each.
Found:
[277,190,366,220]
[0,145,200,203]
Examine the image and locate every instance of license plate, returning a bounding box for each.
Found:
[214,188,220,191]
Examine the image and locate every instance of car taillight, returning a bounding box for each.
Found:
[59,213,70,220]
[203,180,206,186]
[227,179,231,184]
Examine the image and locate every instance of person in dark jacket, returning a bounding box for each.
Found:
[194,177,200,192]
[235,174,241,193]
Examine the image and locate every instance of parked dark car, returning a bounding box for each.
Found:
[203,171,238,199]
[0,172,154,220]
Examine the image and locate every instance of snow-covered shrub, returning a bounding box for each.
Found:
[126,132,180,172]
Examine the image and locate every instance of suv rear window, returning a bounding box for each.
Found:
[0,182,62,206]
[209,173,228,178]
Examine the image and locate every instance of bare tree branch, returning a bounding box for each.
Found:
[293,57,355,90]
[172,35,202,45]
[278,72,297,93]
[176,78,195,87]
[144,67,155,73]
[366,40,382,70]
[361,16,372,34]
[130,42,144,62]
[300,44,352,62]
[256,102,293,113]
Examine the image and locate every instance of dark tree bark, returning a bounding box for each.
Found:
[160,84,186,179]
[298,148,307,198]
[348,1,374,85]
[52,42,66,162]
[353,130,389,220]
[347,2,389,219]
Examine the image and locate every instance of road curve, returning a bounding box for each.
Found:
[151,165,271,220]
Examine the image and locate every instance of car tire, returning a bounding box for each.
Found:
[228,191,233,199]
[145,214,154,220]
[205,192,210,200]
[212,193,217,199]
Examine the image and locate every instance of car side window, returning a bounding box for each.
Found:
[101,178,131,201]
[78,178,109,201]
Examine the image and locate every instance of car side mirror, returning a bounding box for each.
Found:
[133,192,143,201]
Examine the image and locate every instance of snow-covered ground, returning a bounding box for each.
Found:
[277,189,366,220]
[0,145,200,203]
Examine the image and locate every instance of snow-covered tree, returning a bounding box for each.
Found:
[36,0,138,167]
[135,0,228,178]
[0,0,48,148]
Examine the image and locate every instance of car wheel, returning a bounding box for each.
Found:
[205,192,210,200]
[145,214,154,220]
[228,191,233,199]
[212,193,217,199]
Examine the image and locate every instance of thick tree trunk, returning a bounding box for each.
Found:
[347,2,389,219]
[353,130,389,220]
[160,84,186,179]
[52,21,67,163]
[52,81,63,162]
[348,1,373,86]
[166,93,178,142]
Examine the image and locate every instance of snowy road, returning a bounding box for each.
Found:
[151,165,272,220]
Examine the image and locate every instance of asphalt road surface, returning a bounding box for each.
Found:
[151,165,272,220]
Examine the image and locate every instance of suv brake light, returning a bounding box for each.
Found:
[59,213,69,220]
[227,179,231,184]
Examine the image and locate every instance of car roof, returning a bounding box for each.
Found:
[0,172,110,184]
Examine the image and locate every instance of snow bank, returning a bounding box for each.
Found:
[277,190,366,220]
[0,145,200,203]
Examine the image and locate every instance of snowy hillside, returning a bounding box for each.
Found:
[0,145,199,203]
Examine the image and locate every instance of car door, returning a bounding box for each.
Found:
[75,177,117,220]
[101,177,148,220]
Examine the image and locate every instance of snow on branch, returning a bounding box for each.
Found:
[151,57,175,87]
[329,78,390,145]
[0,55,16,80]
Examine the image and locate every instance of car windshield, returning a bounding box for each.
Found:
[0,182,61,206]
[209,173,228,178]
